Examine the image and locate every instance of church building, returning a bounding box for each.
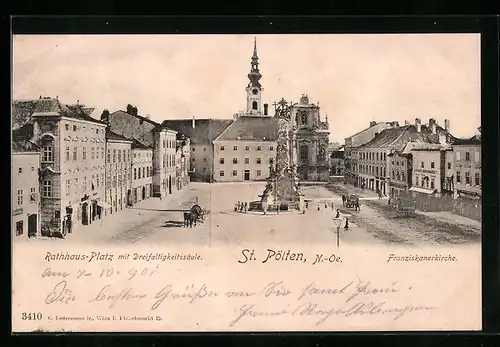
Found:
[213,38,277,182]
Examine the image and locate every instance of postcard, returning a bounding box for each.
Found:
[11,33,482,332]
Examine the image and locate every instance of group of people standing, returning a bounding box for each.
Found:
[235,201,248,213]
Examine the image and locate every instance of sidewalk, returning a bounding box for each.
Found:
[65,186,194,242]
[415,210,481,231]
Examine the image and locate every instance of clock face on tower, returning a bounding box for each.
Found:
[252,88,259,95]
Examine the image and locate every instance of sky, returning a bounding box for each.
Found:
[12,34,481,142]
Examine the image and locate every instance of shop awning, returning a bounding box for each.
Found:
[409,186,435,195]
[97,201,112,209]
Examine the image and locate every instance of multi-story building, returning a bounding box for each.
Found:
[452,130,481,199]
[344,121,393,185]
[103,108,186,199]
[161,118,232,182]
[13,97,108,234]
[12,141,41,239]
[387,148,411,197]
[213,117,278,182]
[130,139,154,204]
[408,141,453,197]
[156,128,179,197]
[174,134,191,190]
[105,130,132,214]
[329,146,345,176]
[356,118,453,195]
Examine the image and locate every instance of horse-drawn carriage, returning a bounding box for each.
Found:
[183,204,210,227]
[345,194,360,209]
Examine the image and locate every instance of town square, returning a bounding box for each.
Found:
[12,34,481,247]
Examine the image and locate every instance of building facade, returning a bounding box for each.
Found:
[20,98,108,235]
[344,121,393,185]
[452,133,481,198]
[104,109,188,199]
[174,134,191,190]
[131,140,153,204]
[105,130,132,214]
[355,118,453,195]
[291,94,330,181]
[162,118,232,182]
[213,136,277,182]
[12,143,41,239]
[387,150,411,197]
[409,143,452,197]
[154,128,178,197]
[329,147,345,176]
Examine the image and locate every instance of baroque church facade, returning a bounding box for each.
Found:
[214,37,330,182]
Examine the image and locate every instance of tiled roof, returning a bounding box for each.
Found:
[452,136,481,146]
[360,124,456,151]
[346,122,390,139]
[112,110,162,128]
[12,98,106,126]
[107,110,157,147]
[131,138,153,150]
[105,129,132,142]
[162,119,233,145]
[214,116,278,142]
[66,104,107,125]
[12,140,40,153]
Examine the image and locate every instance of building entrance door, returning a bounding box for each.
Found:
[142,186,146,200]
[244,170,250,181]
[28,214,37,237]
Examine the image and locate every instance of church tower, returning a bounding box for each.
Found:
[245,37,263,115]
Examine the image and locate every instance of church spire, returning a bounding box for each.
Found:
[248,37,262,88]
[252,36,258,59]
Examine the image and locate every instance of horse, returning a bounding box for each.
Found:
[183,212,197,228]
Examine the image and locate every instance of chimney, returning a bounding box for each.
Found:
[444,119,450,132]
[192,116,195,129]
[438,133,446,144]
[391,121,399,128]
[404,120,409,126]
[429,118,436,134]
[369,121,377,127]
[264,103,268,116]
[415,118,421,132]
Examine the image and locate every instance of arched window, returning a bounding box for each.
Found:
[252,101,258,110]
[300,145,309,162]
[41,139,54,162]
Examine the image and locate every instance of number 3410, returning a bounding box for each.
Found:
[21,312,42,320]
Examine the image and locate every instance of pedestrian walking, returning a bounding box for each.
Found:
[342,195,346,206]
[335,209,340,219]
[344,218,349,230]
[331,202,334,210]
[355,201,360,211]
[305,201,309,209]
[324,202,328,209]
[159,194,163,201]
[244,202,248,213]
[317,204,320,211]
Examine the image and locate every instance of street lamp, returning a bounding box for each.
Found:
[333,217,342,249]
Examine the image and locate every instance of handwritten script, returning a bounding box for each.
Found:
[40,266,436,327]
